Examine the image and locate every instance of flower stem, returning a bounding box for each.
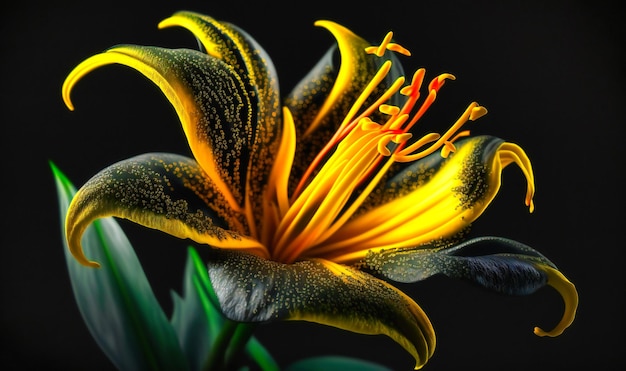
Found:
[203,320,258,371]
[225,322,258,364]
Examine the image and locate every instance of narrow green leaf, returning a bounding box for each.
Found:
[244,337,280,371]
[171,247,225,371]
[51,161,187,370]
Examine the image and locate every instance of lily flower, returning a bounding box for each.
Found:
[61,11,577,369]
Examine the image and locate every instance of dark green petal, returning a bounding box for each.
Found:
[63,45,256,212]
[364,236,552,288]
[284,21,406,189]
[363,236,578,337]
[65,153,266,267]
[204,248,435,369]
[158,11,283,232]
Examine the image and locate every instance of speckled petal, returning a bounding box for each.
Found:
[364,236,578,337]
[283,21,406,188]
[63,45,256,212]
[319,136,535,262]
[65,153,266,267]
[205,248,435,369]
[158,11,283,231]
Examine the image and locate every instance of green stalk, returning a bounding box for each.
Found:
[225,323,258,365]
[203,320,259,371]
[203,320,239,371]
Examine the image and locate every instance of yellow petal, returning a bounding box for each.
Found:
[158,11,284,235]
[314,136,535,263]
[65,153,267,267]
[62,45,254,214]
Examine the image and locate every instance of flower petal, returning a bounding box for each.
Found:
[204,248,435,369]
[284,21,406,188]
[158,11,283,234]
[65,153,266,267]
[317,136,535,263]
[364,236,578,337]
[52,163,187,370]
[158,11,280,114]
[62,45,256,213]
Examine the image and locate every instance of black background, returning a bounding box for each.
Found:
[2,0,624,370]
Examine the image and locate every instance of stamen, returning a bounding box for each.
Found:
[386,113,409,131]
[440,130,471,158]
[470,106,488,121]
[377,136,393,156]
[364,31,394,57]
[281,31,496,265]
[359,117,382,131]
[440,141,457,158]
[304,59,394,139]
[401,72,457,134]
[379,104,400,116]
[396,102,486,163]
[393,133,413,143]
[386,43,411,56]
[392,133,440,162]
[276,123,385,262]
[311,155,397,250]
[400,69,425,98]
[293,63,403,200]
[336,73,404,139]
[365,31,411,57]
[428,73,456,92]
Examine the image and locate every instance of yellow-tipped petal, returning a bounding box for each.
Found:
[316,136,536,263]
[204,248,436,369]
[62,45,258,214]
[65,153,268,267]
[533,266,578,337]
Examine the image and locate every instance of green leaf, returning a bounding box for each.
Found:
[285,356,392,371]
[170,247,224,371]
[243,336,280,371]
[51,161,187,370]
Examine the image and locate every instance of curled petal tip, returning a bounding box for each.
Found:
[156,20,169,30]
[156,15,177,30]
[61,82,75,111]
[68,232,102,268]
[85,260,101,269]
[533,266,578,337]
[528,199,535,213]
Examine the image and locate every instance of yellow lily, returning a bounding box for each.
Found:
[61,11,577,369]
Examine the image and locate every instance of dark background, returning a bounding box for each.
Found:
[2,0,624,370]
